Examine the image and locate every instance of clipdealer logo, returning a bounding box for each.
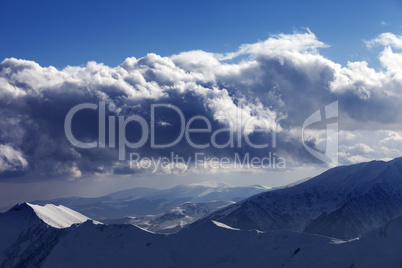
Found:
[64,101,338,172]
[64,102,282,157]
[302,101,338,166]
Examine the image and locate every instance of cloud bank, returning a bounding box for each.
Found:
[1,30,402,181]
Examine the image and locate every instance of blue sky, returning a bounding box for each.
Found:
[1,0,401,68]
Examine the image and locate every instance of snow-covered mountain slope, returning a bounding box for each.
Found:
[0,203,99,268]
[0,203,43,256]
[29,184,272,220]
[26,203,101,228]
[103,200,234,233]
[40,220,334,268]
[39,215,402,268]
[195,158,402,239]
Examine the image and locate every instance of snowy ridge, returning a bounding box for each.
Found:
[26,203,101,228]
[211,220,240,231]
[28,184,272,220]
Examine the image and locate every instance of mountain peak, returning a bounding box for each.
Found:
[5,202,100,229]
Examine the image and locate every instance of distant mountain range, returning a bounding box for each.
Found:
[9,183,271,234]
[25,183,272,220]
[102,200,234,233]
